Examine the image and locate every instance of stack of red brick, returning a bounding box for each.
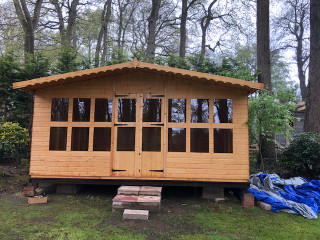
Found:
[23,186,48,204]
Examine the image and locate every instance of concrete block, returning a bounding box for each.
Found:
[137,195,161,212]
[257,201,272,211]
[202,187,224,200]
[56,184,81,194]
[139,186,162,196]
[118,186,141,195]
[123,209,149,220]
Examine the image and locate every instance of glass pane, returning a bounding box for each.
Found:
[93,127,111,151]
[118,99,136,122]
[214,99,232,123]
[73,98,91,122]
[168,99,186,123]
[49,127,67,151]
[143,99,161,122]
[117,127,135,151]
[95,98,112,122]
[191,99,209,123]
[51,98,69,121]
[71,127,89,151]
[214,129,233,153]
[191,128,209,153]
[168,128,186,152]
[142,127,161,151]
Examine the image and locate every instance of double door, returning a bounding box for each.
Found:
[112,94,164,178]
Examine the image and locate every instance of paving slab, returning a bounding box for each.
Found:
[113,194,139,202]
[214,198,226,203]
[139,186,162,196]
[136,195,161,212]
[123,209,149,220]
[118,186,141,195]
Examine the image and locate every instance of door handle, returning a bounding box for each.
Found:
[150,123,164,126]
[114,123,128,126]
[149,170,164,172]
[112,169,127,172]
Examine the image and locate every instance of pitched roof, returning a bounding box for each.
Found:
[13,58,264,94]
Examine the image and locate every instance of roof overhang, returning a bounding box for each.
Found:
[13,58,264,94]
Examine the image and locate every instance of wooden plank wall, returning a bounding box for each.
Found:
[30,70,249,182]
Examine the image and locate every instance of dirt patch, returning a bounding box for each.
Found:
[0,165,29,196]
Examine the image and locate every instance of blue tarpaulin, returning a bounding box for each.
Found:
[248,173,320,219]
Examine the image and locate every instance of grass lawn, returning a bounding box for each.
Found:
[1,168,320,240]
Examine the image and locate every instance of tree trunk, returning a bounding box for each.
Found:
[13,0,43,61]
[257,0,276,166]
[52,0,79,47]
[179,0,188,60]
[304,0,320,133]
[146,0,161,61]
[101,0,112,65]
[94,1,109,67]
[199,1,216,64]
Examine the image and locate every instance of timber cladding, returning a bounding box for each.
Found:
[29,69,250,183]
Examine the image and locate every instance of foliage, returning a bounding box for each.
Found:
[54,46,80,74]
[248,90,295,165]
[248,90,295,142]
[0,122,30,162]
[0,52,21,123]
[280,132,320,179]
[105,47,129,66]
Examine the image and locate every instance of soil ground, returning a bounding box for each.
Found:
[1,164,320,240]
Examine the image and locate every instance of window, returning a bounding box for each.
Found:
[191,99,209,123]
[191,128,209,153]
[142,127,161,151]
[93,127,111,151]
[168,128,186,152]
[168,99,186,123]
[118,99,136,122]
[49,127,67,151]
[143,99,161,122]
[51,98,69,121]
[214,99,232,123]
[73,98,91,122]
[117,127,135,151]
[95,98,112,122]
[214,129,233,153]
[71,127,89,151]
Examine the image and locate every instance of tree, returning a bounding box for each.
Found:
[51,0,79,47]
[304,0,320,133]
[248,90,295,171]
[13,0,43,60]
[146,0,161,61]
[274,0,310,100]
[256,0,276,165]
[179,0,197,60]
[95,0,112,67]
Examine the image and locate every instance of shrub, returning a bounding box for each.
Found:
[280,132,320,179]
[0,122,30,163]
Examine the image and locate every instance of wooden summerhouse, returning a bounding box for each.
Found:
[13,59,263,187]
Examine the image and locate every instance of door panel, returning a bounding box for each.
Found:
[112,94,164,178]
